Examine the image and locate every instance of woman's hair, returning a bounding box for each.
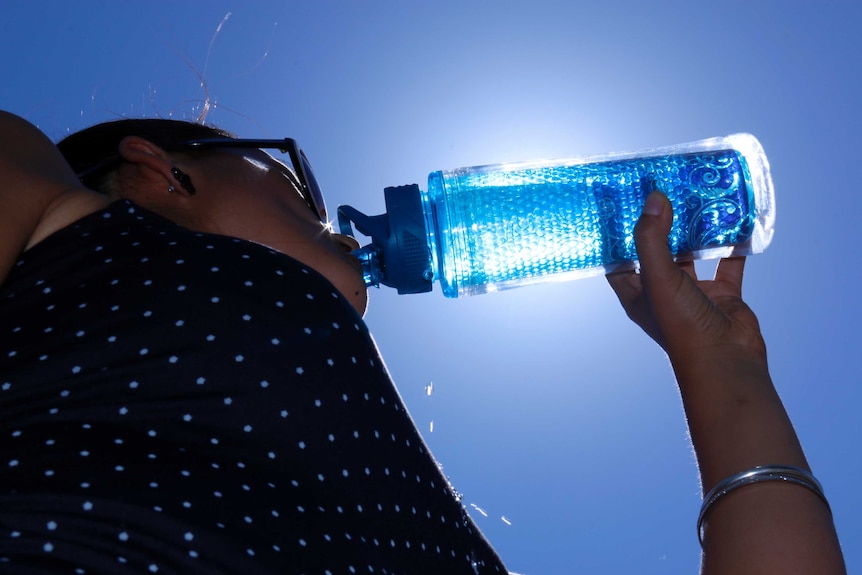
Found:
[56,118,233,194]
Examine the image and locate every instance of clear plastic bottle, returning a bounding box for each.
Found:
[337,133,774,298]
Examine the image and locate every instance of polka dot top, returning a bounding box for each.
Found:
[0,201,507,574]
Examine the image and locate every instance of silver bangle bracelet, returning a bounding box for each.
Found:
[697,465,831,546]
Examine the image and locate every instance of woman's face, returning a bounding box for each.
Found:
[172,148,369,316]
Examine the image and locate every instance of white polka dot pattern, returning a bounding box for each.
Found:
[0,201,505,574]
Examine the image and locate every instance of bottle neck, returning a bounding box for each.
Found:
[351,244,383,289]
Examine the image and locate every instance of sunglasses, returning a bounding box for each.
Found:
[75,137,327,223]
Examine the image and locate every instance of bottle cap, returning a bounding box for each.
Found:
[337,184,434,294]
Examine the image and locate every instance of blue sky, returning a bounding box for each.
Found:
[2,1,860,573]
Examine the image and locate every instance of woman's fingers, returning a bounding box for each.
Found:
[712,255,746,296]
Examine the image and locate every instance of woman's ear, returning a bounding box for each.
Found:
[117,136,193,197]
[118,136,172,177]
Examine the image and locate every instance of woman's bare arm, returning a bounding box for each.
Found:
[607,191,845,574]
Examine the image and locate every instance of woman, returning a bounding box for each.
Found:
[0,109,845,573]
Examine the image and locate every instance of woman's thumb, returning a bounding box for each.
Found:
[634,191,676,284]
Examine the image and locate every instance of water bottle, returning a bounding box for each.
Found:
[337,133,774,298]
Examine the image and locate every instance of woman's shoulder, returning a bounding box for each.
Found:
[0,110,111,285]
[27,188,111,250]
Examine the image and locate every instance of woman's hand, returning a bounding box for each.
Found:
[606,191,766,369]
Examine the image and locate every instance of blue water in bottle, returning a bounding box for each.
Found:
[337,133,774,298]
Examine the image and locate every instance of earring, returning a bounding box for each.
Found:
[167,185,177,194]
[171,167,197,196]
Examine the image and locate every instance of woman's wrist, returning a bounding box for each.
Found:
[670,351,809,485]
[668,341,769,389]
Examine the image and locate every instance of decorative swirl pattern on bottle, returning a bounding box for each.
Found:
[428,149,756,297]
[596,150,752,264]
